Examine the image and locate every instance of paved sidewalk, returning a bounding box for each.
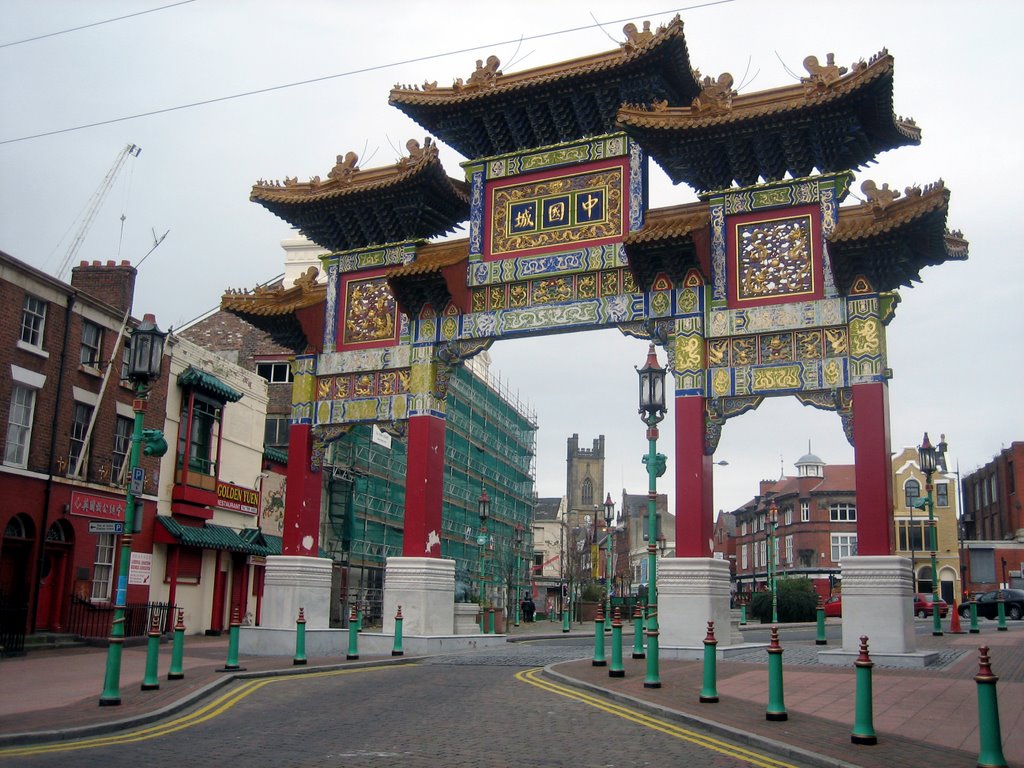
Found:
[1,619,1021,767]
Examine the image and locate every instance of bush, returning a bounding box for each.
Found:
[749,577,818,623]
[580,582,603,602]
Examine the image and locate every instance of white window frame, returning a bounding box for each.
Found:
[785,535,794,564]
[784,506,793,526]
[256,361,294,384]
[800,500,810,522]
[4,384,36,467]
[19,294,47,350]
[69,401,94,477]
[111,415,133,483]
[829,503,857,522]
[740,520,747,536]
[92,533,115,601]
[80,320,102,368]
[831,533,857,561]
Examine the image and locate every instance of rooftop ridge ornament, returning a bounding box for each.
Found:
[327,151,360,182]
[860,180,900,214]
[801,52,848,91]
[453,55,501,91]
[396,137,436,169]
[621,21,655,51]
[691,71,736,114]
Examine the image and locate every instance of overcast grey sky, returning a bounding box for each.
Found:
[2,1,1021,515]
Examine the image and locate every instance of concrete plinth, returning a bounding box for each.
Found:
[815,555,936,666]
[659,557,738,653]
[454,603,479,635]
[260,555,333,629]
[382,557,455,636]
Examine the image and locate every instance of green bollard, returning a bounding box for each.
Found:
[765,626,787,721]
[488,607,495,634]
[141,612,161,691]
[293,607,307,666]
[347,605,360,660]
[975,646,1008,768]
[592,604,607,667]
[168,609,185,680]
[997,594,1007,631]
[700,621,719,703]
[392,605,404,657]
[562,599,570,633]
[851,635,877,745]
[970,599,980,634]
[356,605,364,633]
[608,607,624,678]
[632,603,645,659]
[220,607,244,672]
[740,603,747,626]
[816,596,827,645]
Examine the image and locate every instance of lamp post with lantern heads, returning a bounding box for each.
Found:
[603,493,615,622]
[917,432,947,637]
[637,344,667,689]
[99,314,168,706]
[514,523,524,627]
[767,501,779,624]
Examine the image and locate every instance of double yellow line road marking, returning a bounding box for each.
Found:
[517,668,800,768]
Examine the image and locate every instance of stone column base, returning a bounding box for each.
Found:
[454,603,480,635]
[837,555,915,654]
[659,557,735,649]
[261,555,333,629]
[382,557,455,636]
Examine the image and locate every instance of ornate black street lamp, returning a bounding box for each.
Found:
[100,314,167,705]
[637,343,667,689]
[918,432,947,637]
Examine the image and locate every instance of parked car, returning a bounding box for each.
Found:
[960,589,1024,621]
[823,595,842,617]
[913,593,948,618]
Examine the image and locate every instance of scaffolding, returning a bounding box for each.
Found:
[322,363,538,625]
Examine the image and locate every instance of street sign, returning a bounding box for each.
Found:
[130,466,144,495]
[89,521,124,534]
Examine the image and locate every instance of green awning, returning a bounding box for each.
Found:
[158,516,264,554]
[178,366,243,403]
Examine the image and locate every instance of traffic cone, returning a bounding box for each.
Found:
[950,600,963,633]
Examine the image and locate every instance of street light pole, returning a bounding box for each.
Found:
[514,523,524,627]
[637,344,667,689]
[918,433,945,637]
[478,488,490,633]
[603,493,615,623]
[768,501,779,624]
[100,315,167,706]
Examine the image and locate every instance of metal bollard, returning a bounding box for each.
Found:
[168,609,186,680]
[220,606,244,672]
[293,607,307,666]
[347,604,360,660]
[632,603,645,659]
[356,605,364,633]
[141,612,161,691]
[488,607,495,634]
[975,646,1007,768]
[851,635,877,745]
[969,599,980,634]
[997,594,1007,631]
[592,604,607,667]
[815,595,827,646]
[765,626,787,721]
[699,621,718,703]
[392,606,404,657]
[608,607,624,678]
[740,603,747,626]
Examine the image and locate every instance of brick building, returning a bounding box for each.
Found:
[0,253,166,636]
[961,442,1024,593]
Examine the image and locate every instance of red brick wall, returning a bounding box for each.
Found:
[70,260,137,316]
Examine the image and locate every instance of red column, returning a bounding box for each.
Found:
[282,422,322,556]
[675,395,713,557]
[852,381,894,555]
[404,413,446,557]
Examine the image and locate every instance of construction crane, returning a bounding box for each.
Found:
[56,142,141,279]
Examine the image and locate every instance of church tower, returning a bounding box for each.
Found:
[566,434,606,534]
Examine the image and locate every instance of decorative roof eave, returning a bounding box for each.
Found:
[220,267,328,351]
[178,366,244,403]
[386,238,470,318]
[249,139,470,252]
[157,516,266,554]
[827,180,968,293]
[616,49,920,189]
[390,16,694,106]
[622,202,711,291]
[388,17,701,157]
